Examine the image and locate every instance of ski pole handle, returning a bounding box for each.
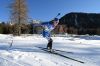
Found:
[55,13,60,18]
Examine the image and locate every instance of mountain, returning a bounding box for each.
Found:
[59,12,100,28]
[57,12,100,35]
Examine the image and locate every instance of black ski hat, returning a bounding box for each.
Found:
[54,18,59,21]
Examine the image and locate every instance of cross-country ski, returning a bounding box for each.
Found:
[36,46,84,64]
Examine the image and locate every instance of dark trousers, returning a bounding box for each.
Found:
[47,38,53,49]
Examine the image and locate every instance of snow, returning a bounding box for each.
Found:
[0,34,100,66]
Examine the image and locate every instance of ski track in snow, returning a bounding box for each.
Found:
[0,50,72,66]
[0,34,100,66]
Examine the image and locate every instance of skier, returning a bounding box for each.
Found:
[42,18,59,51]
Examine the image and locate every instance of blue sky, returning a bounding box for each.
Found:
[0,0,100,22]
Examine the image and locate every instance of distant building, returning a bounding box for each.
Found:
[31,20,41,24]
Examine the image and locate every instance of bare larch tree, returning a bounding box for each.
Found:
[10,0,28,36]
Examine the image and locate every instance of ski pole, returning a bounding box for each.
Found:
[55,13,60,18]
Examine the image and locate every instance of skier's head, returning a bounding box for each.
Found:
[50,18,59,24]
[51,18,59,23]
[54,18,59,22]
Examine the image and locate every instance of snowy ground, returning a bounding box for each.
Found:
[0,34,100,66]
